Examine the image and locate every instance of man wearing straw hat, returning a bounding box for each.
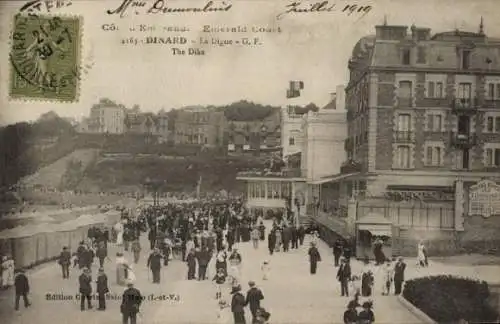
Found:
[78,267,93,311]
[121,280,143,324]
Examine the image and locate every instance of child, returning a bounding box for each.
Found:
[261,260,270,280]
[72,253,79,268]
[382,261,393,296]
[216,299,230,323]
[212,268,226,300]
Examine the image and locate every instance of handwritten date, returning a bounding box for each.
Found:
[276,1,372,19]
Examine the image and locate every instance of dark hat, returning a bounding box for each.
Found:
[231,285,241,294]
[248,281,255,287]
[98,268,105,273]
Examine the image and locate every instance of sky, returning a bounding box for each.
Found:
[0,0,499,124]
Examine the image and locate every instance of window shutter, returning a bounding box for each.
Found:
[496,84,500,99]
[427,114,434,131]
[438,82,444,98]
[495,117,500,132]
[435,147,441,165]
[426,146,433,165]
[489,84,495,99]
[428,82,435,98]
[487,117,494,132]
[486,148,493,166]
[495,149,500,166]
[435,115,442,131]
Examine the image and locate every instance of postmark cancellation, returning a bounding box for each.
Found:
[9,14,82,102]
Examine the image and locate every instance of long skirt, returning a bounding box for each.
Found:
[116,231,124,245]
[116,265,127,286]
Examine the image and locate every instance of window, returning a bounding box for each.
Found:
[398,81,413,98]
[455,149,470,169]
[426,146,442,166]
[457,83,472,99]
[289,137,295,146]
[427,81,444,98]
[396,145,411,168]
[485,116,500,133]
[417,47,426,64]
[402,49,411,65]
[397,114,411,131]
[462,50,471,69]
[427,114,443,131]
[485,148,500,167]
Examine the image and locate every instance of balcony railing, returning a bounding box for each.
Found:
[449,132,477,147]
[344,138,353,151]
[451,97,479,114]
[397,96,414,107]
[393,131,415,143]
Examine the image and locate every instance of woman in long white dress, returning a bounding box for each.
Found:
[115,222,124,246]
[417,241,428,267]
[115,252,129,286]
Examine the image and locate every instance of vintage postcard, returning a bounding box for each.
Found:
[1,0,500,323]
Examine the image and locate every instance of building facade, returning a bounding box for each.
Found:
[281,107,305,157]
[174,107,224,147]
[237,97,347,222]
[87,98,126,134]
[225,109,281,153]
[335,21,500,255]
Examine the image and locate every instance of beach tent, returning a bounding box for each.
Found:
[0,223,55,268]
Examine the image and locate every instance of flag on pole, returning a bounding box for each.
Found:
[196,176,202,199]
[286,81,304,98]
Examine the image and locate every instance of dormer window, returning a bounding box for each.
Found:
[402,48,411,65]
[462,50,471,69]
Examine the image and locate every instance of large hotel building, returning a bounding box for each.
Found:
[333,20,500,256]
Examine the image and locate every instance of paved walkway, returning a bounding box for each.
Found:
[1,220,424,323]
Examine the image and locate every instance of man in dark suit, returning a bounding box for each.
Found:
[96,268,109,310]
[333,239,343,267]
[245,281,264,323]
[393,256,407,295]
[121,281,142,324]
[231,284,246,324]
[308,242,322,275]
[196,247,211,281]
[147,248,163,283]
[58,246,71,279]
[78,268,93,311]
[337,258,351,297]
[14,269,31,311]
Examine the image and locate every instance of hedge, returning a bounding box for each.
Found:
[403,275,499,323]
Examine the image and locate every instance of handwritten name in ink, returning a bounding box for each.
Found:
[19,0,72,14]
[107,0,233,18]
[276,1,373,20]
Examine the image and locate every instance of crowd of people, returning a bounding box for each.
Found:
[0,193,434,324]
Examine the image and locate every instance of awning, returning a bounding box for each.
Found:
[387,185,454,193]
[367,229,392,237]
[309,172,360,185]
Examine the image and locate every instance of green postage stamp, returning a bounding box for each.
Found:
[9,14,81,102]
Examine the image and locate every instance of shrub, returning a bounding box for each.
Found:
[403,275,499,323]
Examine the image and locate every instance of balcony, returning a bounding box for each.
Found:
[393,131,415,143]
[396,96,414,108]
[449,132,477,148]
[451,98,479,115]
[344,138,353,151]
[340,159,362,174]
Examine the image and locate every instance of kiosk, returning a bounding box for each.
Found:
[355,212,393,261]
